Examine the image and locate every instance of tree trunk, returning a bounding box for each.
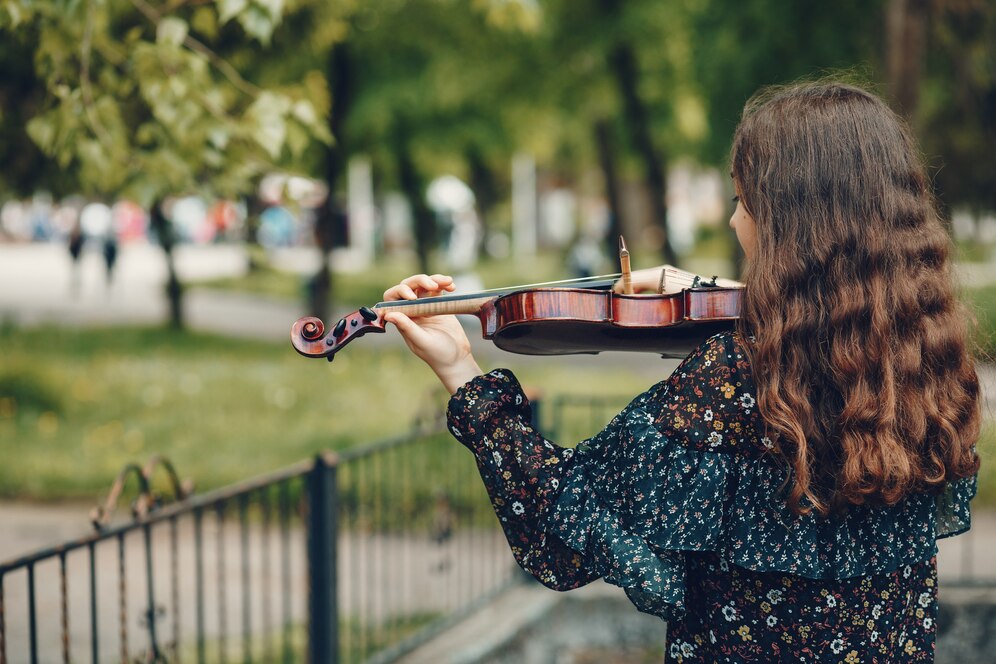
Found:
[309,40,352,321]
[395,120,435,274]
[594,0,676,264]
[243,193,264,273]
[606,42,677,266]
[150,200,183,329]
[886,0,929,118]
[593,119,625,259]
[466,145,498,250]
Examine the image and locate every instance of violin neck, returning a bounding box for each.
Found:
[373,294,495,317]
[371,275,618,317]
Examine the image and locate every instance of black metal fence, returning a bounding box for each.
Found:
[0,421,518,663]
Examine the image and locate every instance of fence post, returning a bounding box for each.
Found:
[308,453,339,664]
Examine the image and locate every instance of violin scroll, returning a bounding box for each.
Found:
[301,318,324,341]
[290,308,387,361]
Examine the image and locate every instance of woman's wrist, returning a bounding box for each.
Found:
[434,356,484,395]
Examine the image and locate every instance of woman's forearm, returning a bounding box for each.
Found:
[434,355,484,395]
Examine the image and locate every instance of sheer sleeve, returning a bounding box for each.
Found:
[446,368,656,591]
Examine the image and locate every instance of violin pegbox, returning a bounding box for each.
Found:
[290,307,386,361]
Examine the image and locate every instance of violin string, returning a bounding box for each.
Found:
[459,272,626,293]
[374,267,705,309]
[451,267,701,294]
[374,273,622,308]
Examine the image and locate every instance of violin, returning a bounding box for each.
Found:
[290,243,743,362]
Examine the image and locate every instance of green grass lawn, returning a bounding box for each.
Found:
[0,324,654,501]
[975,424,996,507]
[1,324,992,508]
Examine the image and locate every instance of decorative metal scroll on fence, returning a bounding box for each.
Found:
[0,421,518,663]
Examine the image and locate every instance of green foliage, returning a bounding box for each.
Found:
[977,424,996,508]
[686,0,883,165]
[965,284,996,361]
[0,23,75,197]
[920,3,996,213]
[1,0,331,204]
[5,0,992,214]
[0,366,63,415]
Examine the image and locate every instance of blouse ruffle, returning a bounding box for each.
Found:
[544,402,974,621]
[446,332,976,622]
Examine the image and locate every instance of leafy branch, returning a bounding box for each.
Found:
[129,0,262,98]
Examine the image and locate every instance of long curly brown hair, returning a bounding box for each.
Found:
[731,81,981,517]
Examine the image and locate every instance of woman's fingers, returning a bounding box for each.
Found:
[383,310,417,334]
[427,274,456,290]
[383,311,433,349]
[405,273,455,295]
[383,283,418,301]
[385,274,457,300]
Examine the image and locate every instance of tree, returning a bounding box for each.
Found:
[2,0,331,327]
[917,1,996,215]
[686,0,995,219]
[509,0,707,263]
[0,24,74,200]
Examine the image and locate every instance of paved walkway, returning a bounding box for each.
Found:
[3,242,995,406]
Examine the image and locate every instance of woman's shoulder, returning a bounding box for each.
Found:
[676,329,753,374]
[649,330,769,455]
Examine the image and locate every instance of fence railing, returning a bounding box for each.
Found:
[0,420,519,663]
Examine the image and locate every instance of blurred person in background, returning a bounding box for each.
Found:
[102,230,118,291]
[380,82,980,662]
[67,219,84,295]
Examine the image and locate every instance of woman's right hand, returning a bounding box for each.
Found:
[382,274,483,394]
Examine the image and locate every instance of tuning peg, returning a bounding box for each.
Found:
[359,306,378,321]
[333,318,347,337]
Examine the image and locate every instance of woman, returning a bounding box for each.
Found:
[382,82,980,662]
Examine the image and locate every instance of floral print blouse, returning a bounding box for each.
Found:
[445,331,976,663]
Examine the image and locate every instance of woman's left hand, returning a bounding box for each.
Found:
[382,273,483,394]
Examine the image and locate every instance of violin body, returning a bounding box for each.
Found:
[481,286,741,357]
[290,284,743,361]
